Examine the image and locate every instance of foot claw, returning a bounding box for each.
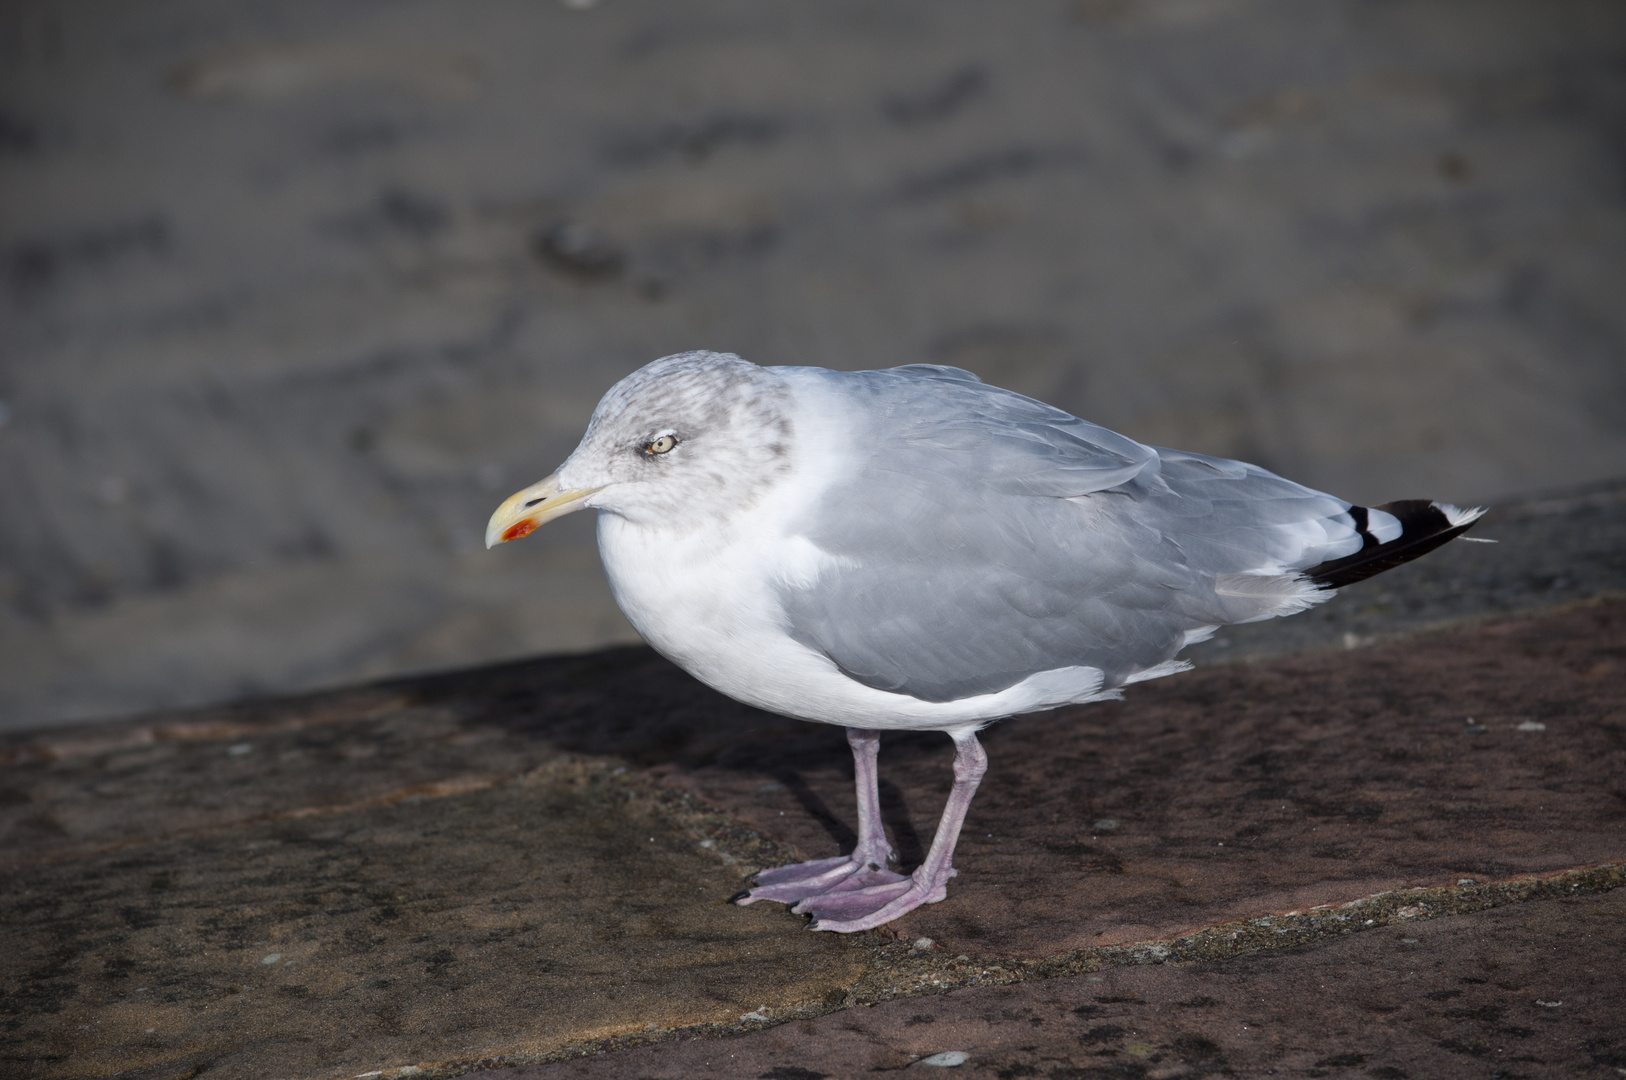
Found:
[737,857,951,932]
[805,881,936,933]
[733,852,909,910]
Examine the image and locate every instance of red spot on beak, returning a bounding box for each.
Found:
[502,520,538,542]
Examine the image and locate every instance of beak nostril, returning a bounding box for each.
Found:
[524,497,544,507]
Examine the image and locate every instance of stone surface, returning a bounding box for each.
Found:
[513,889,1626,1079]
[0,647,803,870]
[6,0,1626,731]
[1,761,864,1080]
[2,601,1621,1079]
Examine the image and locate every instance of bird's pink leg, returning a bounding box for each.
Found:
[732,728,906,905]
[797,729,987,933]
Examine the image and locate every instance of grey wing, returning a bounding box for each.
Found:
[778,368,1370,704]
[1132,447,1367,584]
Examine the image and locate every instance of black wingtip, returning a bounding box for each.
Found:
[728,890,752,904]
[1306,500,1485,589]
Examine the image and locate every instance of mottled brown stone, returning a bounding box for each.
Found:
[1,761,862,1080]
[0,649,799,871]
[514,888,1626,1079]
[1,604,1621,1080]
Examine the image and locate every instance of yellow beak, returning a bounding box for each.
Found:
[485,472,602,548]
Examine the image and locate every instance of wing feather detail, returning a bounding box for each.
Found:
[774,366,1475,708]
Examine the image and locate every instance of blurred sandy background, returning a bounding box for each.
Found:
[3,0,1623,731]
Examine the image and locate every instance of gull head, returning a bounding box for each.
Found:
[486,351,794,546]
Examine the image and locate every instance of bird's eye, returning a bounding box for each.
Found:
[643,435,678,455]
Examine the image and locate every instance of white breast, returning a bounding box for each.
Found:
[593,372,1117,733]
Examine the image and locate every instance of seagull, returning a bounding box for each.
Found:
[486,351,1483,932]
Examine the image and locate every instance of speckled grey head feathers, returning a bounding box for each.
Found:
[556,351,795,529]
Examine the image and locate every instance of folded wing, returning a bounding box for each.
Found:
[778,366,1474,706]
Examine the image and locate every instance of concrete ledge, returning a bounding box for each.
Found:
[3,598,1622,1079]
[513,886,1626,1079]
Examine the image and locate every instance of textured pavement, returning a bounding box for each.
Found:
[516,889,1626,1080]
[2,761,863,1080]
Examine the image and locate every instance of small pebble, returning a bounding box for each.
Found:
[228,744,253,756]
[1457,878,1477,887]
[916,1051,970,1067]
[1092,819,1119,832]
[1536,999,1564,1008]
[912,937,935,952]
[260,953,282,965]
[1516,720,1546,732]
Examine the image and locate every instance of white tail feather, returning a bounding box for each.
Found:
[1434,502,1486,529]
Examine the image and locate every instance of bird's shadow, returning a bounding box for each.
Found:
[752,762,927,867]
[878,777,926,867]
[413,643,941,866]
